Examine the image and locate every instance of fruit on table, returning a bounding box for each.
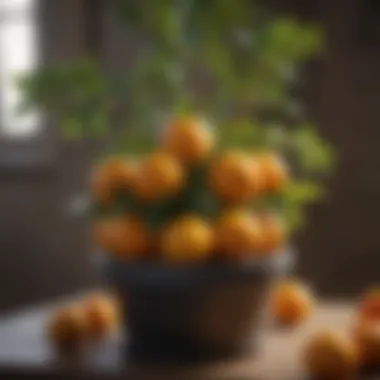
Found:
[214,209,262,257]
[256,152,288,193]
[258,213,286,254]
[83,293,120,340]
[269,279,314,326]
[161,215,214,263]
[353,317,380,368]
[90,157,136,203]
[47,305,87,352]
[357,287,380,321]
[303,330,358,379]
[131,152,185,202]
[209,152,262,203]
[162,116,215,164]
[92,216,150,259]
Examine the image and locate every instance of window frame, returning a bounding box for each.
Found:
[0,0,91,172]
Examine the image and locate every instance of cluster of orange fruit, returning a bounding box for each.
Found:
[301,288,380,379]
[47,292,119,353]
[92,116,288,263]
[268,281,380,378]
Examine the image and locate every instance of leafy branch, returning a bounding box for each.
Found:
[17,0,334,233]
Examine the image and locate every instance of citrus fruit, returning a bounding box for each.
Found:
[256,152,288,193]
[269,279,314,326]
[82,293,120,340]
[161,215,214,263]
[354,318,380,368]
[214,209,262,258]
[358,287,380,321]
[258,213,286,254]
[131,152,185,202]
[209,152,262,203]
[303,330,358,379]
[162,116,215,164]
[90,157,136,203]
[47,305,87,352]
[92,216,150,259]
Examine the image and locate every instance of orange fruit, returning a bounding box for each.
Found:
[161,216,214,263]
[162,116,215,164]
[90,157,136,203]
[303,330,358,379]
[131,152,185,202]
[256,152,288,193]
[358,287,380,321]
[268,279,314,326]
[354,318,380,368]
[209,152,262,203]
[47,305,87,352]
[92,216,150,259]
[214,210,262,258]
[83,293,120,340]
[258,213,286,254]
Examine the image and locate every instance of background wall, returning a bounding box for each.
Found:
[0,0,379,312]
[0,1,99,312]
[294,0,380,295]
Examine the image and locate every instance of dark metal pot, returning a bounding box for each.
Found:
[101,250,292,364]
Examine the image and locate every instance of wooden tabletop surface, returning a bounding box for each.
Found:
[0,300,372,379]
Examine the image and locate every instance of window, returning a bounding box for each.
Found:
[0,0,40,138]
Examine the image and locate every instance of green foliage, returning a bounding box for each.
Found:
[112,130,157,157]
[291,125,335,175]
[17,0,335,233]
[18,60,110,138]
[257,180,324,234]
[175,164,221,218]
[280,180,325,233]
[218,119,292,152]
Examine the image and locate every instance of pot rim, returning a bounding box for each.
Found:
[98,248,294,289]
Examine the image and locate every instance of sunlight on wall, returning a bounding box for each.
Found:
[0,0,40,138]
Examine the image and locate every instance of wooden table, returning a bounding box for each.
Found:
[0,300,372,379]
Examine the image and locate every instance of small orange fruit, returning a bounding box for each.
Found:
[162,116,215,164]
[47,305,87,352]
[258,213,286,254]
[214,210,262,258]
[83,293,120,340]
[131,152,185,202]
[256,152,288,193]
[209,152,262,203]
[161,216,214,263]
[353,315,368,342]
[92,216,150,259]
[269,279,314,326]
[358,287,380,321]
[90,157,136,203]
[303,330,358,379]
[354,318,380,368]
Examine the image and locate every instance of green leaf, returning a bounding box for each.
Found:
[282,180,325,233]
[282,180,325,204]
[61,118,83,140]
[263,124,289,150]
[113,130,156,156]
[218,119,269,150]
[291,125,335,174]
[261,18,322,64]
[256,180,325,233]
[176,163,221,217]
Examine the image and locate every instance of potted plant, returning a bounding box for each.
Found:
[19,0,334,363]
